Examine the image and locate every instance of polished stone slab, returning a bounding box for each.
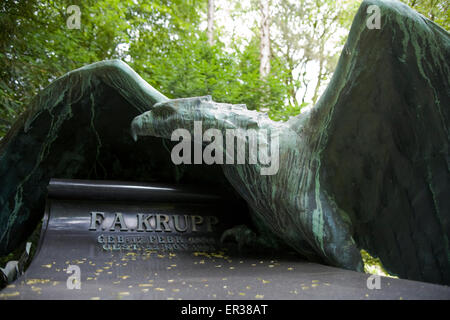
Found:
[1,179,449,300]
[2,250,450,300]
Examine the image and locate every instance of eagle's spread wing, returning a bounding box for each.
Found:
[294,0,450,284]
[0,60,174,254]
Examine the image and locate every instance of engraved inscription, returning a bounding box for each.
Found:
[89,212,219,233]
[89,211,222,252]
[97,234,218,252]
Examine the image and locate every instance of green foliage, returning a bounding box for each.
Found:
[400,0,449,30]
[0,0,136,137]
[2,0,446,140]
[360,249,397,278]
[0,0,291,140]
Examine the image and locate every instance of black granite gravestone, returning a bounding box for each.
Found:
[1,179,449,300]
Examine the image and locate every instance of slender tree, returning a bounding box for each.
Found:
[207,0,215,46]
[271,0,350,108]
[259,0,271,79]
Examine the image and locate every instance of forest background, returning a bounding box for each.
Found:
[1,0,448,139]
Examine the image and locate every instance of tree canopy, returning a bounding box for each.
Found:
[1,0,448,137]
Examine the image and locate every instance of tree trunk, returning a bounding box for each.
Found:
[312,41,325,105]
[207,0,215,46]
[259,0,271,79]
[312,59,323,105]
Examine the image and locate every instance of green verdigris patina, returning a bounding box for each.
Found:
[0,0,449,284]
[131,95,363,271]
